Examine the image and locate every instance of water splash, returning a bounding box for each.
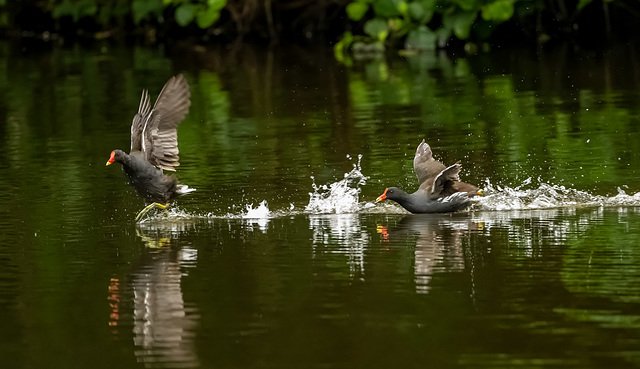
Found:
[137,206,199,223]
[240,200,271,232]
[476,178,640,211]
[140,166,640,222]
[241,200,271,219]
[305,154,370,214]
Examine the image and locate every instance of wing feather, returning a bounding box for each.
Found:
[413,139,446,186]
[139,75,191,171]
[130,89,150,152]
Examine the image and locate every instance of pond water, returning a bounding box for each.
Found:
[1,41,640,368]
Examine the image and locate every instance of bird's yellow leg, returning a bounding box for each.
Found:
[135,202,169,222]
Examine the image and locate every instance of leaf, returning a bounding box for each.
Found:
[481,0,514,23]
[346,2,369,21]
[372,0,401,18]
[398,1,408,15]
[132,0,150,23]
[445,11,477,40]
[405,25,436,50]
[408,2,433,23]
[175,3,196,26]
[208,0,226,11]
[364,18,389,41]
[196,7,220,28]
[453,0,478,12]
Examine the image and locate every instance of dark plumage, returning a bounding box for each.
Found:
[107,75,194,215]
[376,140,480,213]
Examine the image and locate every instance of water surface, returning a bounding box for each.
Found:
[1,41,640,368]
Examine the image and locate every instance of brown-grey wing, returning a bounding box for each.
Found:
[451,181,480,196]
[130,89,151,153]
[413,139,446,185]
[142,75,191,171]
[430,163,461,197]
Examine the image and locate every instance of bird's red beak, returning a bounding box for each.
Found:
[106,151,115,166]
[376,188,388,203]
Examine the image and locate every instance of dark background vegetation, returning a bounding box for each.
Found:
[1,0,640,50]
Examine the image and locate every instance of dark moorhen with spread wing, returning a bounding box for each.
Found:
[376,140,481,213]
[106,75,195,220]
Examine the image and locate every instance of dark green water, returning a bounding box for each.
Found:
[2,41,640,368]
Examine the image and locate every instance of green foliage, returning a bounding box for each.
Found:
[346,2,369,21]
[335,0,517,58]
[481,0,515,22]
[53,0,99,21]
[405,25,436,50]
[175,3,197,26]
[132,0,164,24]
[372,0,402,17]
[48,0,225,29]
[364,18,389,41]
[164,0,226,28]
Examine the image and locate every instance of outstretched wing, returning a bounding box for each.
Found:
[413,139,445,185]
[142,75,191,172]
[130,89,151,152]
[431,162,461,197]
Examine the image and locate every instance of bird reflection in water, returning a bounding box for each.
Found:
[378,214,482,294]
[110,220,200,368]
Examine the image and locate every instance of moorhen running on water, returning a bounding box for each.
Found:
[106,75,195,221]
[376,140,481,213]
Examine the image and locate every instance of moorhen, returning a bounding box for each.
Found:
[376,140,481,213]
[106,75,195,221]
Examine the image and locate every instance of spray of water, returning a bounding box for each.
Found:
[476,178,640,210]
[139,159,640,223]
[305,154,370,214]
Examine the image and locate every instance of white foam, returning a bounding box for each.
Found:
[238,200,271,232]
[475,178,640,211]
[305,154,370,214]
[241,200,271,219]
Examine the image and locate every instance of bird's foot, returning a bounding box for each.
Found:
[135,202,170,222]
